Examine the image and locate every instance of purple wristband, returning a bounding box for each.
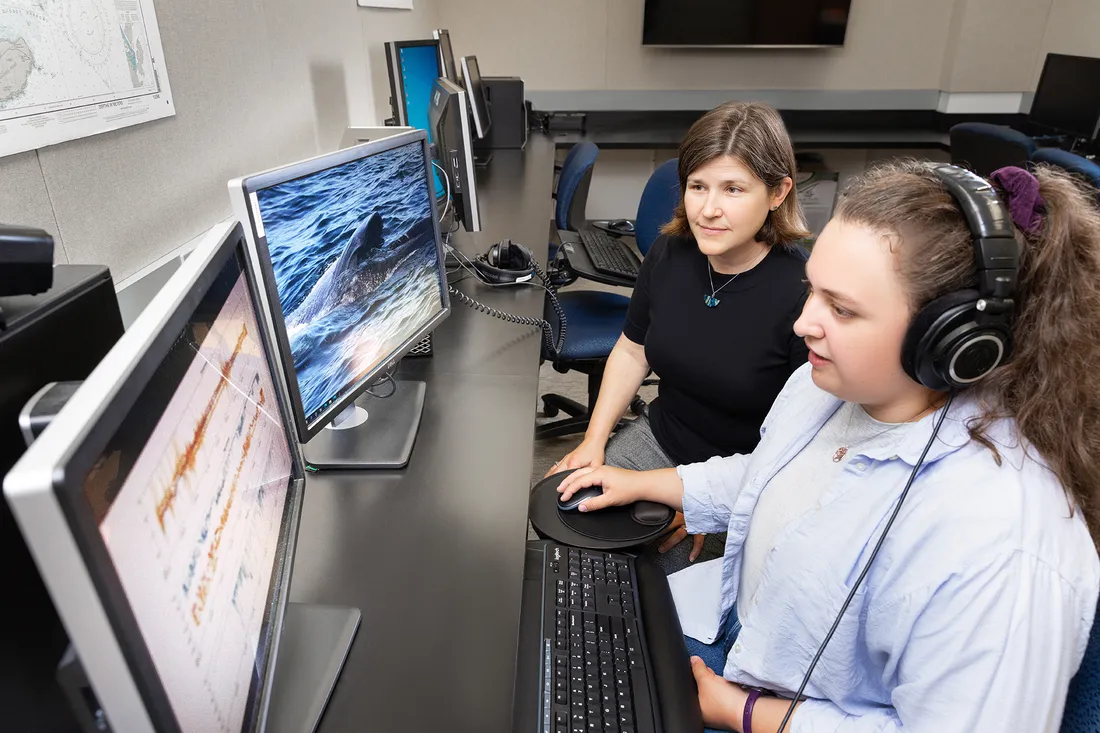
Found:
[743,688,762,733]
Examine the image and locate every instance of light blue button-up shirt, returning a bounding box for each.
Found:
[676,364,1099,731]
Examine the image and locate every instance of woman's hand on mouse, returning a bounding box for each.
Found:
[657,513,706,562]
[546,438,605,478]
[556,466,642,512]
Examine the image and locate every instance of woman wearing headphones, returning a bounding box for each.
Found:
[556,161,1100,731]
[548,101,811,568]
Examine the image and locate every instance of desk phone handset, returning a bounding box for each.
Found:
[447,240,567,357]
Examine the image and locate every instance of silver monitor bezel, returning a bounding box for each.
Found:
[460,55,491,140]
[2,221,306,733]
[432,28,458,83]
[227,129,451,440]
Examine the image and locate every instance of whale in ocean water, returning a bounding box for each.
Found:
[286,213,389,332]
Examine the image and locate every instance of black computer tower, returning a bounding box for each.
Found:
[475,76,528,150]
[0,265,124,732]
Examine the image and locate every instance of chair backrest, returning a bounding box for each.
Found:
[1032,148,1100,197]
[949,122,1037,177]
[1060,601,1100,732]
[635,158,680,256]
[555,142,599,231]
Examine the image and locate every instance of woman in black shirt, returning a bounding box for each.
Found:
[548,101,810,566]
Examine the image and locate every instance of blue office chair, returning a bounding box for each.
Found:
[1060,603,1100,731]
[634,158,680,257]
[554,142,600,232]
[1032,148,1100,198]
[537,291,632,439]
[950,122,1037,177]
[537,160,680,439]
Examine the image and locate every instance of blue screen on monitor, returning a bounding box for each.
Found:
[399,44,444,197]
[254,141,445,425]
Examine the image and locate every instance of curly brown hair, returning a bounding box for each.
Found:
[836,160,1100,544]
[661,101,810,247]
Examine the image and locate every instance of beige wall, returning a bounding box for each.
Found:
[0,0,441,282]
[1035,0,1100,83]
[441,0,958,91]
[442,0,1094,97]
[942,0,1054,92]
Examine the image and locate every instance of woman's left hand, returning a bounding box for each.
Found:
[657,511,706,561]
[690,656,748,732]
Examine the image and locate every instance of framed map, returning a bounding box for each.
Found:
[0,0,175,158]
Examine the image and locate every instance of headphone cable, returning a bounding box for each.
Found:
[776,394,954,732]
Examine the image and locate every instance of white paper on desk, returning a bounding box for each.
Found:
[667,558,724,644]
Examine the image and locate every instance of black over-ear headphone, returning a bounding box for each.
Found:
[901,164,1021,392]
[471,239,537,284]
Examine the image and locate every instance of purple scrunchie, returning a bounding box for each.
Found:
[990,166,1045,235]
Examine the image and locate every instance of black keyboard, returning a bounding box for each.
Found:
[578,229,640,280]
[514,541,702,733]
[543,546,652,733]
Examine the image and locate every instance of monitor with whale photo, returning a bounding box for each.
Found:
[228,129,450,470]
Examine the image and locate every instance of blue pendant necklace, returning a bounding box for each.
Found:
[704,267,742,308]
[704,248,769,307]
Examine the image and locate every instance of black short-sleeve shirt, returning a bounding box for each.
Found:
[622,234,809,465]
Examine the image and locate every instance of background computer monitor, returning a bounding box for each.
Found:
[429,78,482,233]
[461,55,492,140]
[384,39,445,198]
[228,130,450,469]
[1029,53,1100,140]
[3,222,356,733]
[0,265,125,731]
[433,29,458,83]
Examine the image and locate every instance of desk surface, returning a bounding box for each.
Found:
[292,135,555,733]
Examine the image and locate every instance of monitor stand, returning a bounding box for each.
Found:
[266,603,361,733]
[473,150,493,167]
[302,380,426,469]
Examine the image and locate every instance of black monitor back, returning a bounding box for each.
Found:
[0,264,124,732]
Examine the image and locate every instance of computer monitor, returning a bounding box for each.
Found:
[228,129,450,470]
[2,222,359,733]
[1029,53,1100,141]
[433,29,458,83]
[429,78,482,233]
[0,265,124,731]
[384,39,445,198]
[461,55,492,140]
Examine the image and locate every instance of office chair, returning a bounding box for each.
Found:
[554,141,600,231]
[634,158,679,257]
[949,122,1037,177]
[1031,148,1100,198]
[1060,603,1100,732]
[536,160,680,439]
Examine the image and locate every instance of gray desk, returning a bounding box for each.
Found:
[291,135,555,733]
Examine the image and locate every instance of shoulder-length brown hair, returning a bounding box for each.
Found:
[837,160,1100,546]
[661,101,809,247]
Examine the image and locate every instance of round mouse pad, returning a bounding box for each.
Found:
[529,469,673,549]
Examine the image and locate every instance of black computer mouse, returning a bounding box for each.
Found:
[609,219,635,233]
[558,487,603,512]
[630,500,672,526]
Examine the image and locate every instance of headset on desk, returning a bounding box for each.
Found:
[445,238,567,357]
[429,158,567,356]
